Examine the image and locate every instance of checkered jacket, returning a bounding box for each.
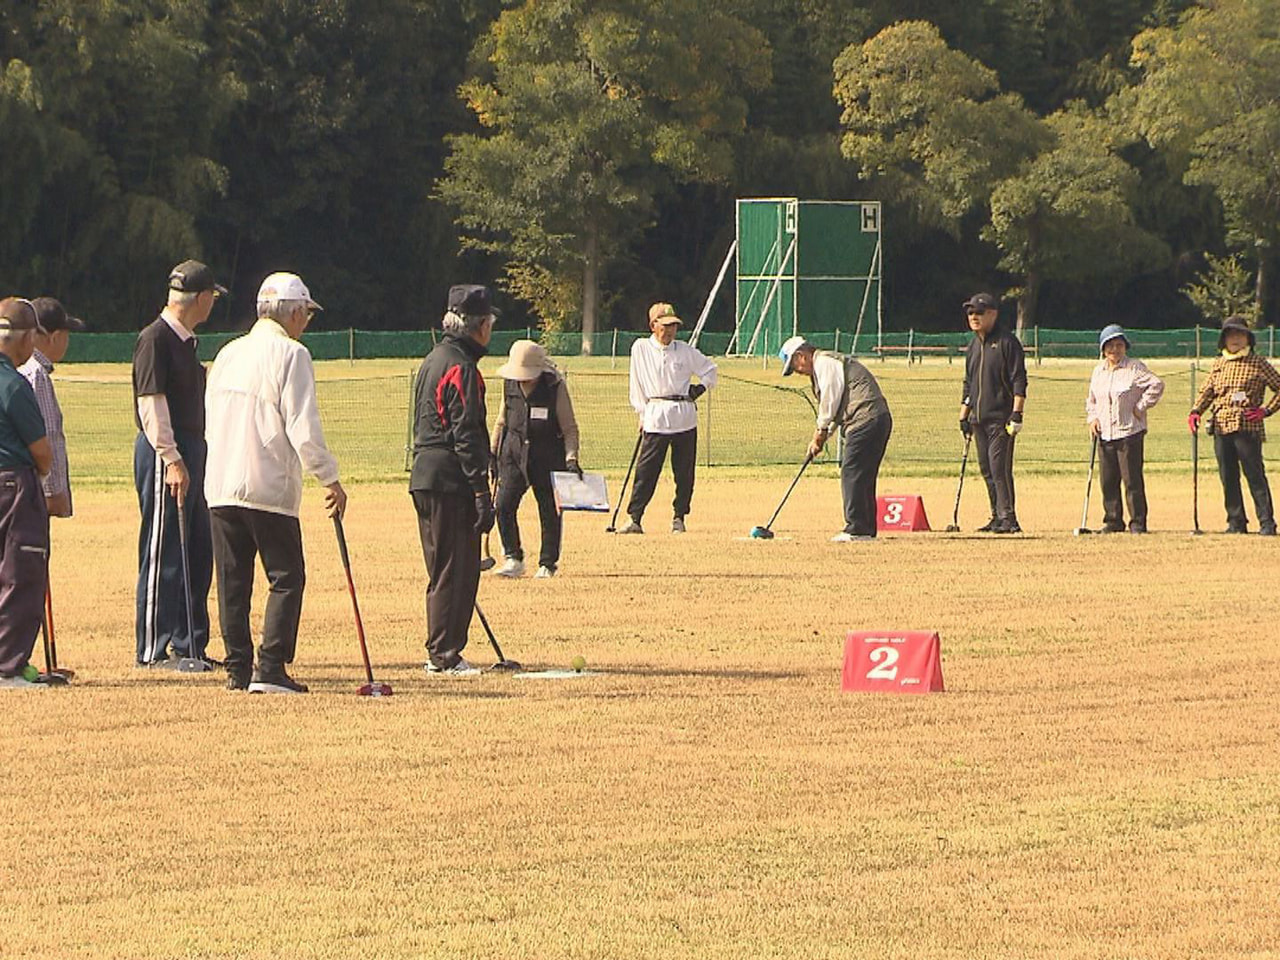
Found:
[1191,352,1280,439]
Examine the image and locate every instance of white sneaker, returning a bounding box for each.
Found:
[534,565,556,578]
[831,532,876,542]
[494,557,525,578]
[425,657,481,676]
[0,675,47,690]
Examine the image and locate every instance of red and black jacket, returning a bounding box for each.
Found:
[409,332,490,494]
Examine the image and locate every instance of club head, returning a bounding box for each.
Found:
[175,657,213,673]
[944,524,960,533]
[605,525,616,534]
[357,681,394,697]
[479,556,496,572]
[749,526,774,540]
[1191,529,1204,537]
[50,668,76,680]
[487,659,523,672]
[37,672,69,686]
[1073,528,1093,536]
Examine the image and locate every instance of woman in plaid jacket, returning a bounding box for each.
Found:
[1188,316,1280,535]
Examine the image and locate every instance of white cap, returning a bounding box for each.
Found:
[257,272,322,311]
[778,335,809,376]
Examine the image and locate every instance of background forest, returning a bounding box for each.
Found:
[1,0,1276,341]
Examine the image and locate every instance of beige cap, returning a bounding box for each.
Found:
[648,302,682,325]
[496,339,554,381]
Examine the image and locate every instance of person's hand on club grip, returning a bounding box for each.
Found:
[165,459,190,507]
[1245,406,1266,423]
[687,383,706,402]
[807,429,828,460]
[474,489,496,534]
[1088,419,1101,438]
[1187,411,1201,433]
[959,418,973,438]
[1005,411,1023,437]
[566,456,584,478]
[324,481,347,520]
[487,456,499,486]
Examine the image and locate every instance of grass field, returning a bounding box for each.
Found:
[3,361,1278,959]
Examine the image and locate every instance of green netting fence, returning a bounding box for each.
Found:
[60,326,1278,364]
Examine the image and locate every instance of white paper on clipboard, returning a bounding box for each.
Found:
[551,471,610,512]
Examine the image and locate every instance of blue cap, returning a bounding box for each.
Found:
[1099,324,1128,350]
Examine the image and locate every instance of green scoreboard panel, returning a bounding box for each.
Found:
[734,199,882,357]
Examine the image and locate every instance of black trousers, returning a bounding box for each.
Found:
[841,412,893,536]
[210,507,305,676]
[412,489,480,668]
[496,456,563,569]
[1099,432,1148,530]
[974,420,1017,524]
[0,467,48,677]
[627,428,697,523]
[1214,431,1275,531]
[134,430,212,663]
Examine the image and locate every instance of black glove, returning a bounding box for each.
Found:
[959,418,973,438]
[566,457,584,478]
[688,383,707,401]
[473,490,495,534]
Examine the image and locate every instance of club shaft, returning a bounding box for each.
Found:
[474,603,506,662]
[762,453,813,532]
[608,429,643,530]
[1192,428,1200,531]
[177,500,197,658]
[1080,436,1098,531]
[334,518,375,684]
[951,434,971,527]
[45,584,58,670]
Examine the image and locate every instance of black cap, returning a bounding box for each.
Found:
[0,297,37,331]
[32,297,85,333]
[963,292,999,312]
[447,284,500,318]
[168,260,228,296]
[1219,315,1256,349]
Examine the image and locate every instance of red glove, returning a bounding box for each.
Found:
[1187,411,1201,433]
[1245,406,1266,423]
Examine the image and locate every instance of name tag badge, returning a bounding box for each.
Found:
[530,407,550,421]
[1231,391,1248,404]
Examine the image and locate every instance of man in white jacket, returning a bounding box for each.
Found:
[204,273,347,694]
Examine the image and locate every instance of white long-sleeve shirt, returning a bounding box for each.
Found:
[629,336,718,434]
[204,319,339,517]
[1085,356,1164,441]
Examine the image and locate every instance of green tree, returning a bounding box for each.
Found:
[1182,252,1260,325]
[835,20,1165,331]
[1123,0,1280,324]
[438,0,770,351]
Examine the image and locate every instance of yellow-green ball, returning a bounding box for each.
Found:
[571,655,586,673]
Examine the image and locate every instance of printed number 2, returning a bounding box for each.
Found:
[883,502,903,525]
[866,646,899,681]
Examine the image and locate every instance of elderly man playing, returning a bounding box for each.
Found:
[132,260,223,668]
[0,298,54,688]
[410,285,496,675]
[19,298,85,520]
[205,273,346,693]
[619,302,717,534]
[779,336,893,541]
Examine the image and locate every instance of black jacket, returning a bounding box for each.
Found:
[409,332,490,494]
[496,373,566,477]
[962,326,1028,422]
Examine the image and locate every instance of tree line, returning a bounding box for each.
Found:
[1,0,1276,343]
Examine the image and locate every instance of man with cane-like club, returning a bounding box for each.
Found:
[617,302,717,534]
[132,261,222,668]
[204,273,346,693]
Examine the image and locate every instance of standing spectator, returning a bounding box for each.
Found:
[959,293,1028,534]
[132,260,223,667]
[491,339,581,579]
[778,336,893,540]
[1188,316,1280,535]
[619,302,717,534]
[409,285,496,675]
[1085,325,1164,533]
[19,298,85,519]
[204,273,346,693]
[0,298,53,688]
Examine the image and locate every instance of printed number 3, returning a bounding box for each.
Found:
[883,502,903,524]
[867,646,899,680]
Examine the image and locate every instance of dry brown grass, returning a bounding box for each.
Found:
[3,474,1278,959]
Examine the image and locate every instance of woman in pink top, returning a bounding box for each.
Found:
[1085,324,1165,532]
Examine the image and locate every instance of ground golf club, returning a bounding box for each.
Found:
[174,497,212,673]
[43,584,74,681]
[474,602,521,671]
[749,452,814,539]
[945,432,973,532]
[606,429,643,533]
[333,516,393,697]
[38,614,68,686]
[1073,435,1099,536]
[1191,427,1203,536]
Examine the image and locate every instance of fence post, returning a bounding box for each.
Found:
[611,328,618,369]
[404,369,415,472]
[834,329,841,353]
[1195,325,1201,362]
[704,386,712,467]
[349,328,355,366]
[1271,326,1275,358]
[907,328,915,365]
[1034,325,1041,366]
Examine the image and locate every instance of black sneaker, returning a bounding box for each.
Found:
[993,520,1022,534]
[248,668,308,694]
[976,518,999,533]
[1224,525,1248,535]
[226,669,251,691]
[1101,523,1126,534]
[1260,524,1277,537]
[1128,522,1148,534]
